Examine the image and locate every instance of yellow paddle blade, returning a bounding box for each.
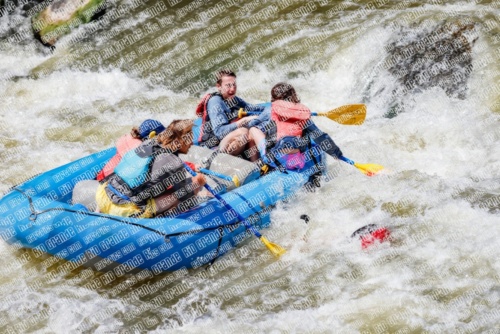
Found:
[260,236,286,257]
[317,104,366,125]
[354,162,385,176]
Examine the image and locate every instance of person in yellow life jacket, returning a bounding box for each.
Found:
[249,82,343,170]
[96,119,166,181]
[95,119,206,218]
[195,69,265,159]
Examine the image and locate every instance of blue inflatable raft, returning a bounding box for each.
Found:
[0,145,324,275]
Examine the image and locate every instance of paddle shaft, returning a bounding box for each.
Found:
[340,156,355,165]
[244,111,322,116]
[238,104,366,125]
[183,164,262,237]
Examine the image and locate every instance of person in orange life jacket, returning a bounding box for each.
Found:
[196,69,265,159]
[96,119,166,181]
[248,83,343,169]
[96,119,206,218]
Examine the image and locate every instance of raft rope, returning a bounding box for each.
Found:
[12,188,246,243]
[209,226,225,267]
[199,173,227,266]
[199,173,264,265]
[5,172,42,195]
[8,156,276,266]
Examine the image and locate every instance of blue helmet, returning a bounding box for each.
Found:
[138,119,165,138]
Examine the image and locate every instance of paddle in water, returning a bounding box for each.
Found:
[183,163,285,257]
[340,156,384,176]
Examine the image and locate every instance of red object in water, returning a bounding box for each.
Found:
[361,227,390,249]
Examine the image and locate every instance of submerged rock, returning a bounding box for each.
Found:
[375,19,478,118]
[388,20,478,100]
[31,0,106,47]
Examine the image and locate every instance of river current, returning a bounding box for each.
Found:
[0,0,499,333]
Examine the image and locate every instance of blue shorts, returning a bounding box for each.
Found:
[273,136,306,154]
[269,136,307,170]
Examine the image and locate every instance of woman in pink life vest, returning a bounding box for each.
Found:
[249,83,313,169]
[248,83,344,189]
[96,119,165,181]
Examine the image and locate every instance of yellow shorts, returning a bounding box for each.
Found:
[95,183,156,218]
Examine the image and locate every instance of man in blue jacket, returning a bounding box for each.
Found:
[197,69,265,159]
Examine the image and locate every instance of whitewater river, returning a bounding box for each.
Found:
[1,0,499,332]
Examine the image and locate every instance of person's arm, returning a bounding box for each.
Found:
[207,96,238,140]
[154,171,205,214]
[236,97,267,112]
[304,122,343,159]
[247,104,271,128]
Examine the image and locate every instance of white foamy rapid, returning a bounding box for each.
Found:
[1,0,499,333]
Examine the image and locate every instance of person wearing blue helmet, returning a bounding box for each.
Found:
[96,119,207,218]
[96,119,166,181]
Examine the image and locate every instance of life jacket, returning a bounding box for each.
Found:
[271,100,311,141]
[96,134,142,181]
[114,144,153,189]
[195,93,213,118]
[107,142,196,206]
[195,92,218,145]
[195,92,242,148]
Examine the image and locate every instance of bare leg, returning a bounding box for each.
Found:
[154,193,180,214]
[249,127,266,160]
[245,134,259,162]
[219,127,249,156]
[154,179,206,215]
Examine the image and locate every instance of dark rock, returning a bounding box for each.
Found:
[31,0,107,47]
[388,19,477,99]
[380,19,478,117]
